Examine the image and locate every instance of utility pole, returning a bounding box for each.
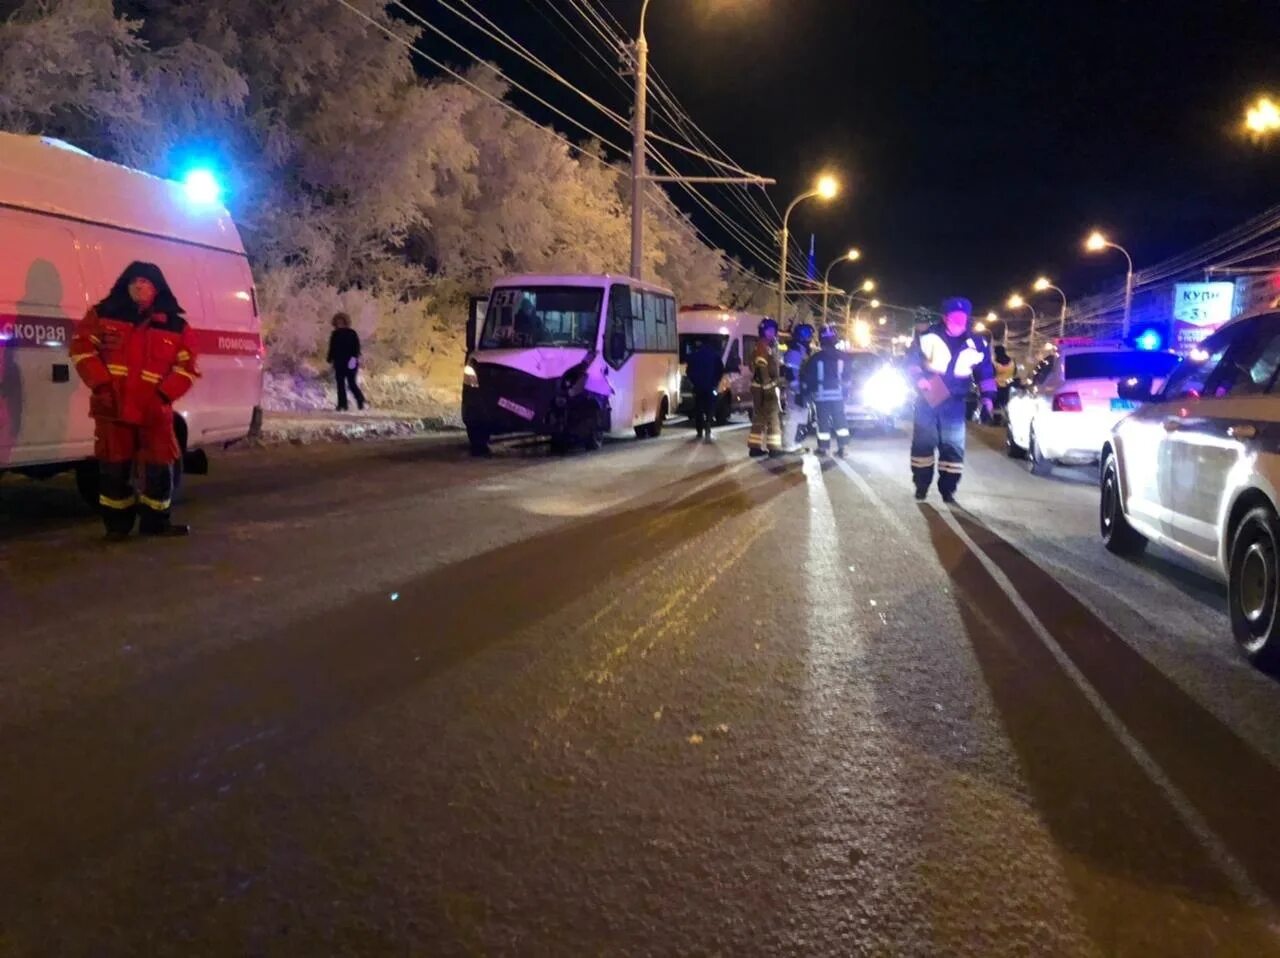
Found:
[628,1,773,282]
[629,15,649,280]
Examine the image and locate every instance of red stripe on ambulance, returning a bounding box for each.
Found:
[0,314,261,356]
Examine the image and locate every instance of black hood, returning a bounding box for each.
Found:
[94,261,185,320]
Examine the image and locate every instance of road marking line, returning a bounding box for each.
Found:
[940,507,1279,922]
[834,454,1279,923]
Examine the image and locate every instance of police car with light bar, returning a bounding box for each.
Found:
[1005,337,1179,476]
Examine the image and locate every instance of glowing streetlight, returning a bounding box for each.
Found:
[1245,95,1280,138]
[779,174,840,320]
[1007,294,1038,362]
[1032,276,1069,338]
[877,315,887,326]
[1083,230,1135,336]
[973,321,986,333]
[821,247,863,322]
[861,279,876,293]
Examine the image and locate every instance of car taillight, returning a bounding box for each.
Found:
[1053,392,1082,412]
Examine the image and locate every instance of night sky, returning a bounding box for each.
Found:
[410,0,1279,312]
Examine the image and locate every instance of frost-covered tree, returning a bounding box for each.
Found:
[0,0,746,388]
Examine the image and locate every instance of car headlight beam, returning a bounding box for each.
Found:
[861,366,909,414]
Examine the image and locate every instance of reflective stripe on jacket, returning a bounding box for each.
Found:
[800,346,853,403]
[70,307,201,425]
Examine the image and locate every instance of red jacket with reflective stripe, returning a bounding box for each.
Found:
[69,308,200,425]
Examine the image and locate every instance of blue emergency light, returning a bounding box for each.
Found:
[1134,327,1164,351]
[182,168,223,206]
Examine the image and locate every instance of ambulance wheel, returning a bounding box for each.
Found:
[75,461,100,510]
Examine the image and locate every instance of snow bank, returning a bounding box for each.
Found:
[254,370,462,445]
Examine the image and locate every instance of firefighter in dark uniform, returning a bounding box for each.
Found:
[747,317,784,457]
[800,325,854,457]
[906,297,995,503]
[70,262,200,540]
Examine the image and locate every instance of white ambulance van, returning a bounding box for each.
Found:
[0,133,263,503]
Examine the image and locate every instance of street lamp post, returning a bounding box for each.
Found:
[1085,231,1135,337]
[778,175,838,321]
[1007,294,1037,363]
[628,2,774,281]
[1033,276,1068,338]
[821,248,861,324]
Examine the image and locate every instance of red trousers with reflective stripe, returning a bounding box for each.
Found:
[94,417,180,465]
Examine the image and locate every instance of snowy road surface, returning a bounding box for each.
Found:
[4,422,1280,955]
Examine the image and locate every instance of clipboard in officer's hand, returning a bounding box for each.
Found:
[918,373,951,409]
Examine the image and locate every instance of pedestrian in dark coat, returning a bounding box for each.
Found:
[326,312,366,412]
[686,337,726,441]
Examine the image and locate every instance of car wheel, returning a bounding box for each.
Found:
[1100,453,1146,556]
[1229,505,1280,672]
[1005,424,1025,459]
[715,393,732,426]
[1027,428,1054,476]
[466,426,491,457]
[583,416,603,452]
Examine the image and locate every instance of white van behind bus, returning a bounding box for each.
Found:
[0,133,263,502]
[676,305,764,424]
[462,274,680,454]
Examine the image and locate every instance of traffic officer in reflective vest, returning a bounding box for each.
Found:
[906,297,995,503]
[70,262,200,540]
[747,317,784,457]
[800,325,854,457]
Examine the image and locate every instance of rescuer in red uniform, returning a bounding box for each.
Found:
[69,262,200,540]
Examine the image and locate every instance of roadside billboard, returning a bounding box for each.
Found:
[1172,282,1235,354]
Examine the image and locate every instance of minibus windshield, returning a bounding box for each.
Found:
[479,286,602,350]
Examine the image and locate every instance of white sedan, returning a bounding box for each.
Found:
[1005,342,1179,476]
[1101,311,1280,669]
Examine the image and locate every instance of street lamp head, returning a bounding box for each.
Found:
[869,298,880,308]
[1245,95,1280,138]
[1033,276,1051,291]
[985,311,998,323]
[861,279,875,293]
[815,174,839,200]
[1007,293,1025,309]
[1085,231,1108,252]
[846,247,861,262]
[877,316,887,326]
[973,321,986,333]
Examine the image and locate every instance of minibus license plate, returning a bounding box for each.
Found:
[498,397,535,420]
